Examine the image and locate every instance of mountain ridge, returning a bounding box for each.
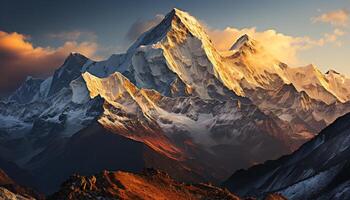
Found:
[0,8,350,195]
[223,112,350,200]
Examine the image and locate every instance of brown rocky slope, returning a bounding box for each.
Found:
[49,168,286,200]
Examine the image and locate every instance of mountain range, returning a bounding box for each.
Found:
[224,112,350,200]
[0,8,350,198]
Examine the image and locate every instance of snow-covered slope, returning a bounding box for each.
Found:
[224,34,350,105]
[224,112,350,200]
[0,53,102,164]
[81,70,294,180]
[285,64,338,104]
[222,34,350,137]
[84,8,244,98]
[223,34,289,90]
[325,69,350,102]
[8,77,44,104]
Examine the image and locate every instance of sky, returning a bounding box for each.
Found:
[0,0,349,95]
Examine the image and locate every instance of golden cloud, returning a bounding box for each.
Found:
[206,26,345,65]
[312,9,349,27]
[0,30,99,94]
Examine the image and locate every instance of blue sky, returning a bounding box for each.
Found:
[0,0,349,94]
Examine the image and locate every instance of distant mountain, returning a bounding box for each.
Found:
[0,8,350,194]
[223,34,350,137]
[223,112,350,200]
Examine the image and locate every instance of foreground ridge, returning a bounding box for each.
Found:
[49,168,286,200]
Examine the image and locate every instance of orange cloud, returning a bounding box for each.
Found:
[0,30,99,95]
[312,9,349,27]
[322,28,346,46]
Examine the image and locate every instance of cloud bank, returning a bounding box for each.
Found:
[47,31,97,41]
[312,9,349,27]
[0,30,99,94]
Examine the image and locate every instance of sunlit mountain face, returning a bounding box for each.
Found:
[0,5,349,200]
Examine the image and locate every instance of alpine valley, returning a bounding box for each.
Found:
[1,8,350,199]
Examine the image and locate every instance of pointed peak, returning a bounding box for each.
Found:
[171,8,184,14]
[238,34,250,42]
[61,52,89,68]
[167,8,190,18]
[326,69,340,75]
[170,8,191,19]
[230,34,255,51]
[48,53,89,96]
[129,8,209,50]
[164,8,204,36]
[172,7,182,12]
[67,52,87,60]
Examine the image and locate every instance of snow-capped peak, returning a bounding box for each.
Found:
[48,53,89,96]
[226,34,350,104]
[128,8,212,51]
[65,52,88,64]
[8,76,43,104]
[170,8,212,42]
[113,8,242,99]
[230,34,250,50]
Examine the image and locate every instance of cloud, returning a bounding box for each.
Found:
[312,9,349,27]
[206,26,345,65]
[47,31,97,41]
[322,28,346,46]
[0,30,100,94]
[126,14,164,42]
